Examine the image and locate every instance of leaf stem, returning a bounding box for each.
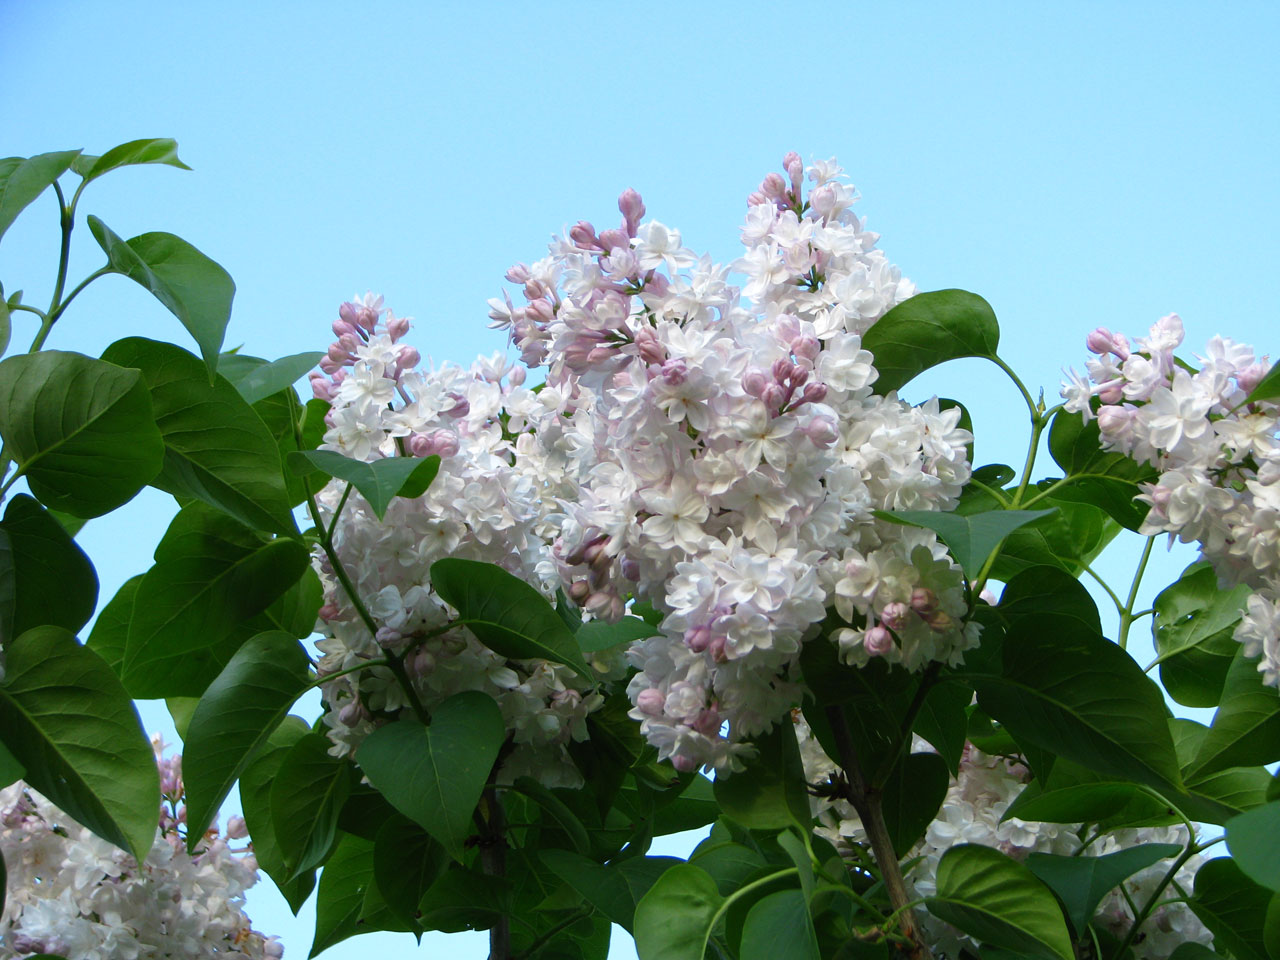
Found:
[988,354,1039,424]
[510,907,592,960]
[30,182,74,352]
[1117,536,1155,650]
[825,705,932,959]
[1109,830,1199,960]
[1082,563,1126,617]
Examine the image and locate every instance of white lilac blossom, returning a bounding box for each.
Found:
[0,737,280,959]
[1063,316,1280,686]
[797,721,1212,959]
[309,295,610,788]
[491,154,977,774]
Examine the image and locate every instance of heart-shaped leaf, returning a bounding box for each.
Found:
[356,691,505,861]
[1185,650,1280,782]
[0,495,97,645]
[861,289,1001,394]
[1150,563,1251,708]
[576,615,661,652]
[0,350,164,517]
[1226,801,1280,893]
[288,449,440,520]
[0,150,81,242]
[634,863,725,960]
[0,626,159,861]
[430,558,593,677]
[238,717,315,913]
[741,889,820,960]
[1189,857,1275,960]
[270,731,351,879]
[876,507,1056,578]
[182,631,312,848]
[1025,844,1181,934]
[713,718,811,831]
[88,216,234,378]
[541,851,682,933]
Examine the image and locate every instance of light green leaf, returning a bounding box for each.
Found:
[222,351,324,406]
[634,863,724,960]
[0,294,10,359]
[1151,563,1251,708]
[85,574,144,674]
[576,615,660,652]
[88,216,234,377]
[876,507,1056,578]
[183,631,312,849]
[430,558,593,678]
[927,844,1073,960]
[1242,357,1280,407]
[1227,801,1280,893]
[357,691,505,862]
[714,718,811,831]
[1185,650,1280,782]
[0,495,97,646]
[0,150,81,242]
[972,618,1182,793]
[271,732,351,879]
[0,351,164,517]
[741,889,820,960]
[101,337,298,534]
[288,449,439,520]
[862,289,1001,394]
[541,851,682,933]
[1025,844,1181,935]
[166,697,198,740]
[0,626,159,860]
[1190,857,1274,960]
[122,504,310,697]
[71,138,190,184]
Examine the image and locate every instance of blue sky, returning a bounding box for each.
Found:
[3,2,1279,957]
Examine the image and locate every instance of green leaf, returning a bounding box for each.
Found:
[1227,801,1280,893]
[1025,844,1181,935]
[1190,857,1275,960]
[714,719,811,831]
[971,618,1182,792]
[576,615,660,652]
[0,626,159,860]
[101,337,298,535]
[913,680,971,773]
[87,216,234,377]
[238,716,314,913]
[221,351,324,406]
[881,752,949,857]
[0,150,81,242]
[0,294,11,359]
[417,864,511,933]
[1151,563,1252,708]
[271,732,351,879]
[0,735,24,788]
[541,851,682,933]
[182,631,311,848]
[651,773,720,837]
[1185,650,1280,782]
[71,138,191,184]
[287,449,439,520]
[926,844,1073,960]
[166,697,198,740]
[85,574,143,673]
[876,507,1056,578]
[357,691,505,861]
[861,289,1001,394]
[373,815,448,930]
[0,495,97,645]
[509,776,590,853]
[741,889,820,960]
[998,566,1102,635]
[310,832,376,957]
[430,558,593,678]
[0,351,164,517]
[255,392,327,508]
[634,862,725,960]
[122,504,310,697]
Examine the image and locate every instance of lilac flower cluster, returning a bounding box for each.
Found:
[491,154,977,773]
[797,723,1212,959]
[0,737,280,959]
[309,296,610,788]
[1062,315,1280,685]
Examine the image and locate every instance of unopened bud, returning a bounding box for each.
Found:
[619,188,646,236]
[505,263,531,284]
[863,626,894,657]
[742,369,770,397]
[880,602,910,632]
[569,220,600,250]
[636,688,665,716]
[226,815,248,839]
[910,587,938,616]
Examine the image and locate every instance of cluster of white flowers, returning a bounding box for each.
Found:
[1061,316,1280,685]
[489,154,977,773]
[798,723,1212,959]
[0,737,280,959]
[309,295,610,788]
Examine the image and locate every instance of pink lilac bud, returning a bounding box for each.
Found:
[570,220,601,250]
[444,393,470,418]
[708,635,728,662]
[598,227,629,252]
[797,382,827,406]
[792,334,821,363]
[567,579,591,604]
[318,602,342,621]
[1096,381,1124,404]
[636,688,665,716]
[396,345,420,375]
[584,590,617,619]
[788,366,809,389]
[742,369,770,397]
[760,383,786,411]
[338,700,368,727]
[691,707,722,736]
[582,538,607,565]
[1238,359,1271,396]
[863,626,894,657]
[375,626,403,648]
[880,601,910,632]
[226,815,248,839]
[1096,404,1136,442]
[310,373,336,401]
[910,587,938,616]
[386,313,411,341]
[327,342,351,364]
[319,355,343,375]
[332,318,358,338]
[661,359,689,385]
[635,326,666,365]
[527,298,555,323]
[685,625,711,653]
[772,358,794,382]
[507,365,527,387]
[760,172,788,202]
[783,151,803,192]
[672,753,698,773]
[802,415,838,446]
[808,183,837,219]
[505,263,531,284]
[619,188,646,236]
[408,648,436,678]
[619,556,641,581]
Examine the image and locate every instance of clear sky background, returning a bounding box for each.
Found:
[3,2,1279,958]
